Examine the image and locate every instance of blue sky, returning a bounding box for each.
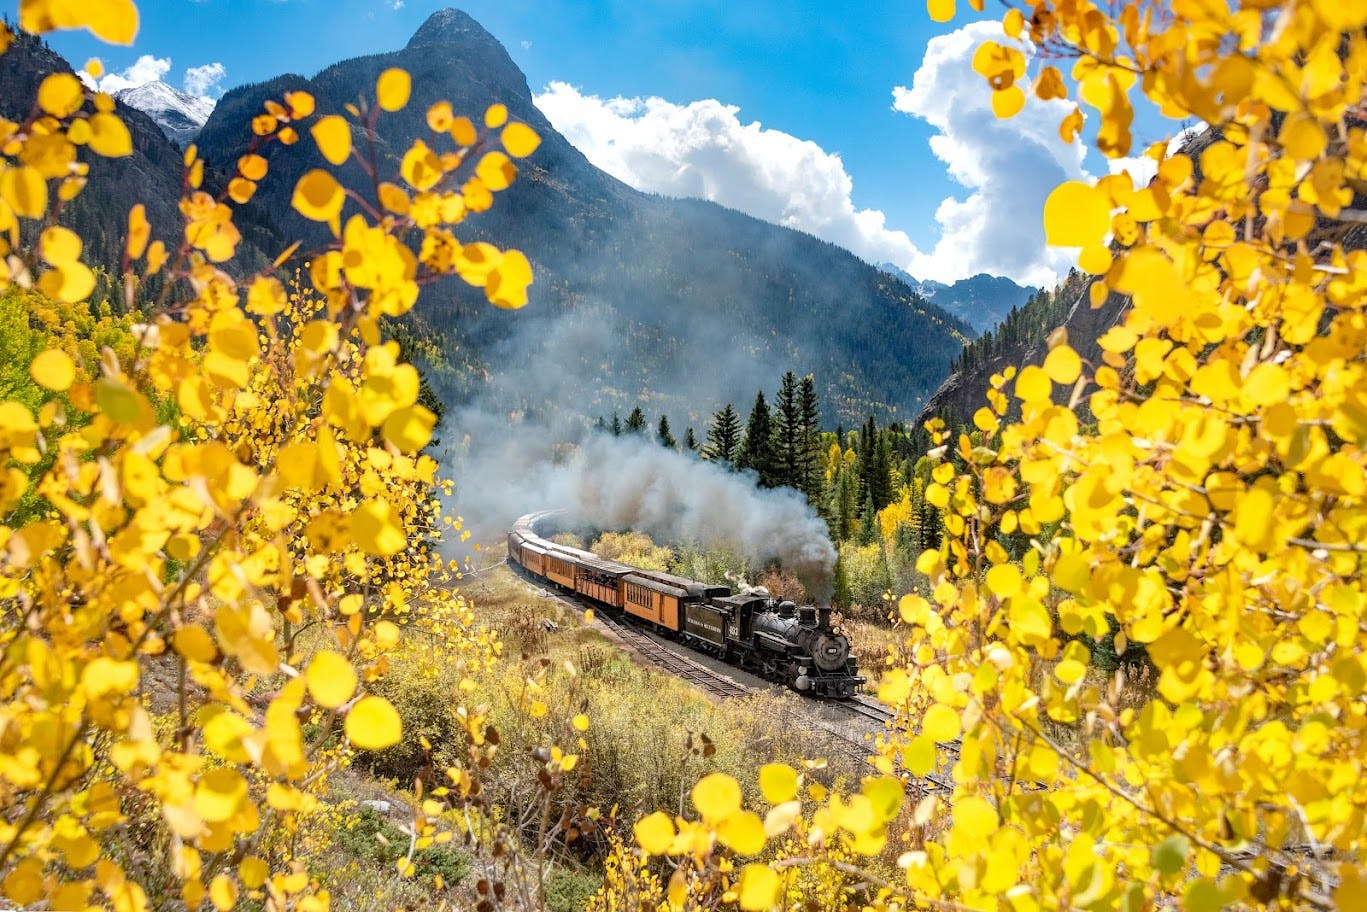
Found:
[48,0,1179,285]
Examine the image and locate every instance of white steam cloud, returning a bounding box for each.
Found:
[443,410,837,599]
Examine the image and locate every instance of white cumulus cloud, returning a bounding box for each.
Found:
[890,21,1085,286]
[91,54,172,94]
[532,20,1113,287]
[533,81,928,276]
[184,62,227,99]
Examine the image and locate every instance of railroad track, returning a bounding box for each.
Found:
[592,608,754,700]
[842,694,896,726]
[499,566,964,788]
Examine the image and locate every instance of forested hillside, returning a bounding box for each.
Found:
[204,10,974,424]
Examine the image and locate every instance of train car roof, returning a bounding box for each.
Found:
[622,573,687,598]
[577,557,635,575]
[631,568,708,590]
[522,542,549,557]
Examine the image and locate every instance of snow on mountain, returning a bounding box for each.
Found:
[114,81,215,149]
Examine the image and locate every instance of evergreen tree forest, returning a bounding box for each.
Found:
[600,370,946,613]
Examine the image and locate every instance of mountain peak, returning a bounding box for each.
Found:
[407,9,498,49]
[114,81,215,149]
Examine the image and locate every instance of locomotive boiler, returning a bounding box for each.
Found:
[507,512,863,699]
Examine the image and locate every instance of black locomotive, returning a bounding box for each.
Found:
[507,512,864,698]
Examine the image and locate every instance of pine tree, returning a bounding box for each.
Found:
[684,427,698,452]
[857,490,878,545]
[625,407,646,435]
[832,465,860,543]
[831,554,852,611]
[798,374,822,501]
[738,391,777,487]
[658,415,676,449]
[704,403,742,465]
[610,412,622,436]
[870,434,894,511]
[773,371,801,489]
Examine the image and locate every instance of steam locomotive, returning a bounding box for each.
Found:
[506,512,864,698]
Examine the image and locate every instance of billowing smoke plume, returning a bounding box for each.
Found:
[439,406,837,599]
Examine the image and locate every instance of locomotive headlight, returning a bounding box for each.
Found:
[798,666,809,676]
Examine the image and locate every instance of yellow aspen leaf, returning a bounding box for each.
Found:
[1035,65,1067,100]
[1059,106,1084,143]
[692,772,742,822]
[209,874,237,911]
[953,795,998,839]
[196,768,249,823]
[88,112,132,157]
[1111,248,1183,324]
[427,101,454,131]
[862,777,904,824]
[456,242,503,287]
[350,498,406,556]
[484,103,508,128]
[1280,112,1326,161]
[306,651,358,709]
[292,169,345,235]
[247,276,287,316]
[991,85,1025,118]
[173,625,218,662]
[30,348,75,391]
[1,165,48,219]
[737,864,780,911]
[82,657,138,696]
[38,72,84,117]
[902,733,937,775]
[1242,363,1289,407]
[1333,864,1367,910]
[378,182,410,215]
[1014,364,1051,402]
[476,151,517,191]
[84,57,103,78]
[1043,181,1110,247]
[284,90,315,119]
[376,68,411,112]
[126,203,150,259]
[921,702,962,741]
[758,763,798,804]
[450,115,477,146]
[311,115,351,166]
[238,153,268,181]
[1043,344,1082,385]
[1077,244,1111,275]
[501,122,541,158]
[94,377,148,424]
[927,0,955,22]
[486,249,533,309]
[401,139,443,191]
[239,858,269,890]
[227,177,256,204]
[572,713,590,731]
[1232,486,1279,552]
[667,870,687,908]
[21,0,138,44]
[634,810,675,855]
[3,858,44,905]
[346,696,402,750]
[717,811,765,855]
[1003,7,1024,37]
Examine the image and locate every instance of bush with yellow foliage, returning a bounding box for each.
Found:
[0,2,547,909]
[602,0,1367,909]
